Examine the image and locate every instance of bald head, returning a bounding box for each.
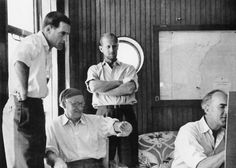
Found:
[99,33,119,63]
[202,89,228,130]
[201,89,227,110]
[99,33,118,46]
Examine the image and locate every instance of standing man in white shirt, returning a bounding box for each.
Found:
[171,89,227,168]
[46,88,132,168]
[2,11,71,168]
[85,33,139,168]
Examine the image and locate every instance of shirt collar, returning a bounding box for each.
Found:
[199,117,225,149]
[37,31,50,52]
[199,116,225,135]
[199,116,211,134]
[102,60,121,66]
[61,113,86,126]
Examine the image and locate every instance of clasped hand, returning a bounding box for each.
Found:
[54,157,67,168]
[116,121,133,137]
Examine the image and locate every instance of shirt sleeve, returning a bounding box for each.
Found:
[14,37,40,67]
[124,65,139,92]
[98,116,119,137]
[174,126,207,168]
[46,123,60,156]
[85,65,99,93]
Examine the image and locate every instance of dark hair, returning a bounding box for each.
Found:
[201,89,227,110]
[99,32,118,46]
[43,11,71,28]
[59,88,83,108]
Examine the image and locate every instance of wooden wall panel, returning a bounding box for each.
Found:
[115,0,120,35]
[151,100,203,132]
[185,0,191,24]
[195,0,201,24]
[69,0,236,134]
[190,0,196,24]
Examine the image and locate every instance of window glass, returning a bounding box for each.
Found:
[7,34,21,91]
[7,0,34,32]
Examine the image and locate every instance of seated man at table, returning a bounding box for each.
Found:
[45,88,132,168]
[171,89,227,168]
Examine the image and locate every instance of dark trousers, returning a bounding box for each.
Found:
[67,158,104,168]
[96,105,138,168]
[2,95,46,168]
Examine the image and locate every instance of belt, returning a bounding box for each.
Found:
[67,158,103,167]
[98,104,133,109]
[11,94,42,103]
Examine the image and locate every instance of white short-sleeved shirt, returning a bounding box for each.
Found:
[9,31,52,98]
[46,113,118,162]
[171,117,225,168]
[85,60,138,107]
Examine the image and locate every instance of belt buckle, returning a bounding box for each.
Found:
[114,105,122,109]
[105,105,121,109]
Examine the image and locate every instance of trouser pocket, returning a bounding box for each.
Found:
[19,101,30,128]
[12,98,30,130]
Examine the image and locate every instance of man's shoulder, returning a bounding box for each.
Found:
[88,62,103,70]
[178,120,200,135]
[181,119,199,128]
[18,33,43,51]
[83,113,101,119]
[118,61,135,68]
[83,114,111,124]
[48,115,64,128]
[23,33,42,44]
[118,61,136,73]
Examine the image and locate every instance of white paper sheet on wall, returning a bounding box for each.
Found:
[159,31,236,100]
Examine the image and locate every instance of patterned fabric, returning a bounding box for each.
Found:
[139,131,178,168]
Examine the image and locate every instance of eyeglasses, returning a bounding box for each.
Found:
[66,101,85,107]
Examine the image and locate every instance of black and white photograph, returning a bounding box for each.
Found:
[1,0,236,168]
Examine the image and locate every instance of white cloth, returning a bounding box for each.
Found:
[9,31,52,98]
[171,117,225,168]
[46,113,118,162]
[85,60,138,107]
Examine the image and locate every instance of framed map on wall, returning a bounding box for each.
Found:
[156,26,236,100]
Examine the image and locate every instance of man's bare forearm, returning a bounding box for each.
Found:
[89,79,122,92]
[101,81,136,96]
[197,151,225,168]
[14,61,29,100]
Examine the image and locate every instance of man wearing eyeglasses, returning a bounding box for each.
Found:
[45,88,132,168]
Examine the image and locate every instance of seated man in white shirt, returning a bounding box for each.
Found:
[45,88,132,168]
[171,89,227,168]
